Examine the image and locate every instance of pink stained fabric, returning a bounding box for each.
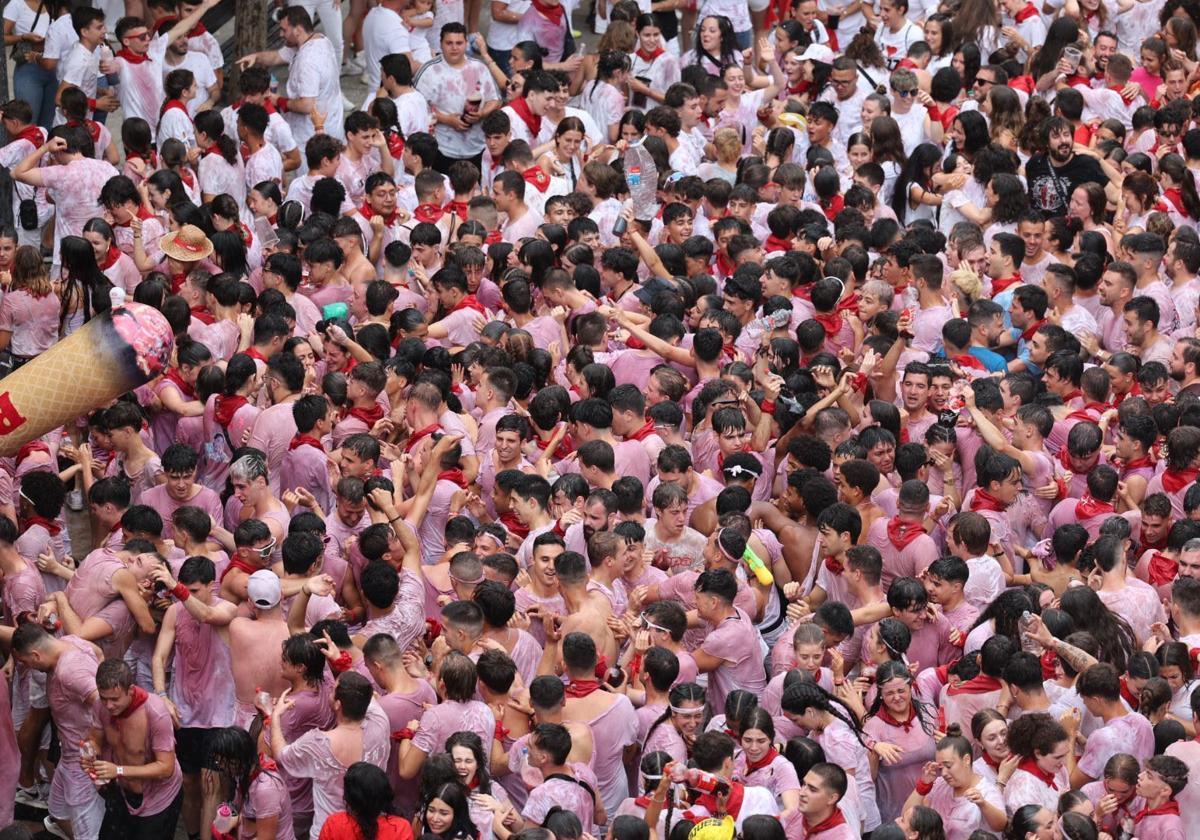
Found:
[241,766,295,840]
[521,765,600,834]
[279,680,338,819]
[246,402,300,494]
[280,442,334,516]
[1003,766,1067,816]
[863,713,937,822]
[814,717,879,831]
[411,699,495,758]
[168,596,236,728]
[1078,712,1155,779]
[571,693,639,814]
[141,483,224,543]
[924,776,1005,840]
[700,607,769,718]
[93,693,182,816]
[865,516,940,590]
[47,635,101,762]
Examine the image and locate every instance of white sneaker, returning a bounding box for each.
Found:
[66,489,83,511]
[15,785,48,809]
[44,816,71,840]
[341,54,364,75]
[342,93,355,110]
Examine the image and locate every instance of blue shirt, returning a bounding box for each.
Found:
[969,346,1009,374]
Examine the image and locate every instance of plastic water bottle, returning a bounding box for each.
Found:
[109,287,125,311]
[518,745,542,788]
[98,45,119,89]
[213,803,239,835]
[615,139,658,236]
[1018,611,1040,653]
[255,687,272,711]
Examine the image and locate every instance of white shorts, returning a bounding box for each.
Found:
[49,762,104,840]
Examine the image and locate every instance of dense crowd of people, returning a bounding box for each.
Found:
[1,0,1200,839]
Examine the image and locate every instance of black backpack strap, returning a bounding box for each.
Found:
[546,772,597,803]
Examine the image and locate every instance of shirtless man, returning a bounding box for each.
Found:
[540,551,618,667]
[87,660,182,837]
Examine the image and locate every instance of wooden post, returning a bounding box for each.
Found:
[231,0,267,95]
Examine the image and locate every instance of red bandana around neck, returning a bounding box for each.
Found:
[875,706,917,731]
[14,125,44,148]
[1119,674,1142,709]
[20,514,61,537]
[523,165,550,193]
[413,203,445,224]
[404,422,443,453]
[99,245,122,271]
[813,312,844,339]
[824,554,845,574]
[764,235,793,253]
[627,419,657,442]
[115,685,150,719]
[531,0,565,23]
[636,46,665,62]
[990,273,1022,294]
[744,747,780,773]
[803,809,847,837]
[970,488,1008,513]
[437,469,468,488]
[213,394,247,428]
[360,201,400,227]
[289,434,325,452]
[451,293,487,315]
[1107,84,1139,105]
[508,96,543,137]
[115,47,151,64]
[347,404,385,427]
[1164,188,1185,215]
[1134,801,1181,823]
[565,679,602,698]
[696,782,745,820]
[886,517,925,550]
[1017,757,1059,789]
[161,99,192,122]
[444,200,470,221]
[1075,493,1115,520]
[952,353,987,371]
[1163,467,1200,494]
[1020,317,1048,342]
[163,368,195,399]
[1013,3,1040,21]
[947,673,1003,696]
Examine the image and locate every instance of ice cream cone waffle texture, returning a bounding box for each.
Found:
[0,303,173,456]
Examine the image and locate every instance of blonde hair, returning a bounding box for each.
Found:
[12,245,50,297]
[713,128,742,164]
[950,266,982,301]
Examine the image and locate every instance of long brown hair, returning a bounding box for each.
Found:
[12,245,51,297]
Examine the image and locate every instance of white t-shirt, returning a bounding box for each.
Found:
[157,105,195,150]
[221,104,299,156]
[362,5,410,95]
[3,1,51,39]
[892,104,931,156]
[489,0,533,50]
[59,41,99,99]
[413,56,501,159]
[43,13,77,78]
[164,50,218,117]
[198,151,247,206]
[278,33,344,144]
[875,19,922,68]
[393,91,432,138]
[116,34,171,133]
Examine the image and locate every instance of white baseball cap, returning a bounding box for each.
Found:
[247,570,282,609]
[795,44,835,64]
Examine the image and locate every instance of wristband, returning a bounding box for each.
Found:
[275,96,289,113]
[495,718,511,741]
[87,97,96,110]
[915,778,934,796]
[392,727,416,742]
[331,650,353,674]
[116,766,124,777]
[925,104,941,122]
[761,399,776,415]
[171,582,190,601]
[850,372,868,393]
[262,715,271,727]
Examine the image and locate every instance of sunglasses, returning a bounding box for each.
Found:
[896,89,917,97]
[255,538,277,558]
[974,76,994,86]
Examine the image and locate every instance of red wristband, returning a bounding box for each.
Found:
[926,104,941,122]
[761,399,776,415]
[331,650,353,674]
[915,778,934,796]
[851,372,868,393]
[171,582,190,601]
[87,98,96,110]
[392,727,416,742]
[275,96,289,113]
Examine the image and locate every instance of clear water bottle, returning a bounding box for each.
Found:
[1018,610,1040,653]
[98,45,119,89]
[213,802,239,835]
[615,139,658,236]
[255,687,272,711]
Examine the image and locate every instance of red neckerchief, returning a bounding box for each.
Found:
[499,510,530,540]
[116,47,151,64]
[19,514,61,537]
[1017,757,1059,789]
[803,809,847,837]
[244,347,267,363]
[1057,446,1094,475]
[523,165,550,193]
[404,422,443,453]
[13,125,44,148]
[508,96,543,137]
[565,679,602,698]
[161,99,192,123]
[820,194,844,221]
[444,200,469,221]
[714,250,735,278]
[386,131,404,159]
[1014,3,1040,21]
[1164,188,1185,214]
[1065,401,1108,424]
[535,427,574,460]
[114,685,150,719]
[99,245,122,271]
[65,119,101,145]
[1061,388,1084,403]
[824,554,844,574]
[451,293,487,315]
[697,782,745,819]
[163,368,195,399]
[213,394,247,427]
[178,167,195,189]
[786,79,809,96]
[744,747,780,773]
[485,229,503,245]
[886,518,925,550]
[627,419,656,442]
[112,204,156,229]
[1020,318,1047,342]
[346,404,385,427]
[414,203,445,224]
[764,235,792,253]
[875,706,917,731]
[360,201,400,227]
[1119,674,1142,709]
[1075,493,1115,520]
[1147,552,1179,586]
[236,222,252,248]
[1120,454,1154,477]
[219,555,260,582]
[16,440,49,468]
[289,434,325,452]
[952,353,987,371]
[970,488,1008,513]
[813,312,843,338]
[990,273,1022,294]
[203,143,225,159]
[1041,650,1058,678]
[982,751,1002,770]
[634,795,652,809]
[531,0,565,23]
[1135,800,1181,823]
[1107,84,1138,106]
[1163,467,1200,494]
[716,444,752,473]
[947,674,1003,696]
[1113,383,1142,406]
[437,469,468,488]
[836,291,860,317]
[636,46,665,62]
[190,305,215,325]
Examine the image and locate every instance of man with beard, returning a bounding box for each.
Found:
[1026,117,1113,216]
[1171,338,1200,399]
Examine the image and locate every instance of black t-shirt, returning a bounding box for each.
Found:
[1025,153,1108,216]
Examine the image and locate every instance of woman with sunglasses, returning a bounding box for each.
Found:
[643,683,705,764]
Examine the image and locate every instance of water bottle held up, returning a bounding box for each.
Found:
[1018,610,1039,652]
[612,139,658,236]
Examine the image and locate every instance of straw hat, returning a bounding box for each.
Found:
[159,225,213,263]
